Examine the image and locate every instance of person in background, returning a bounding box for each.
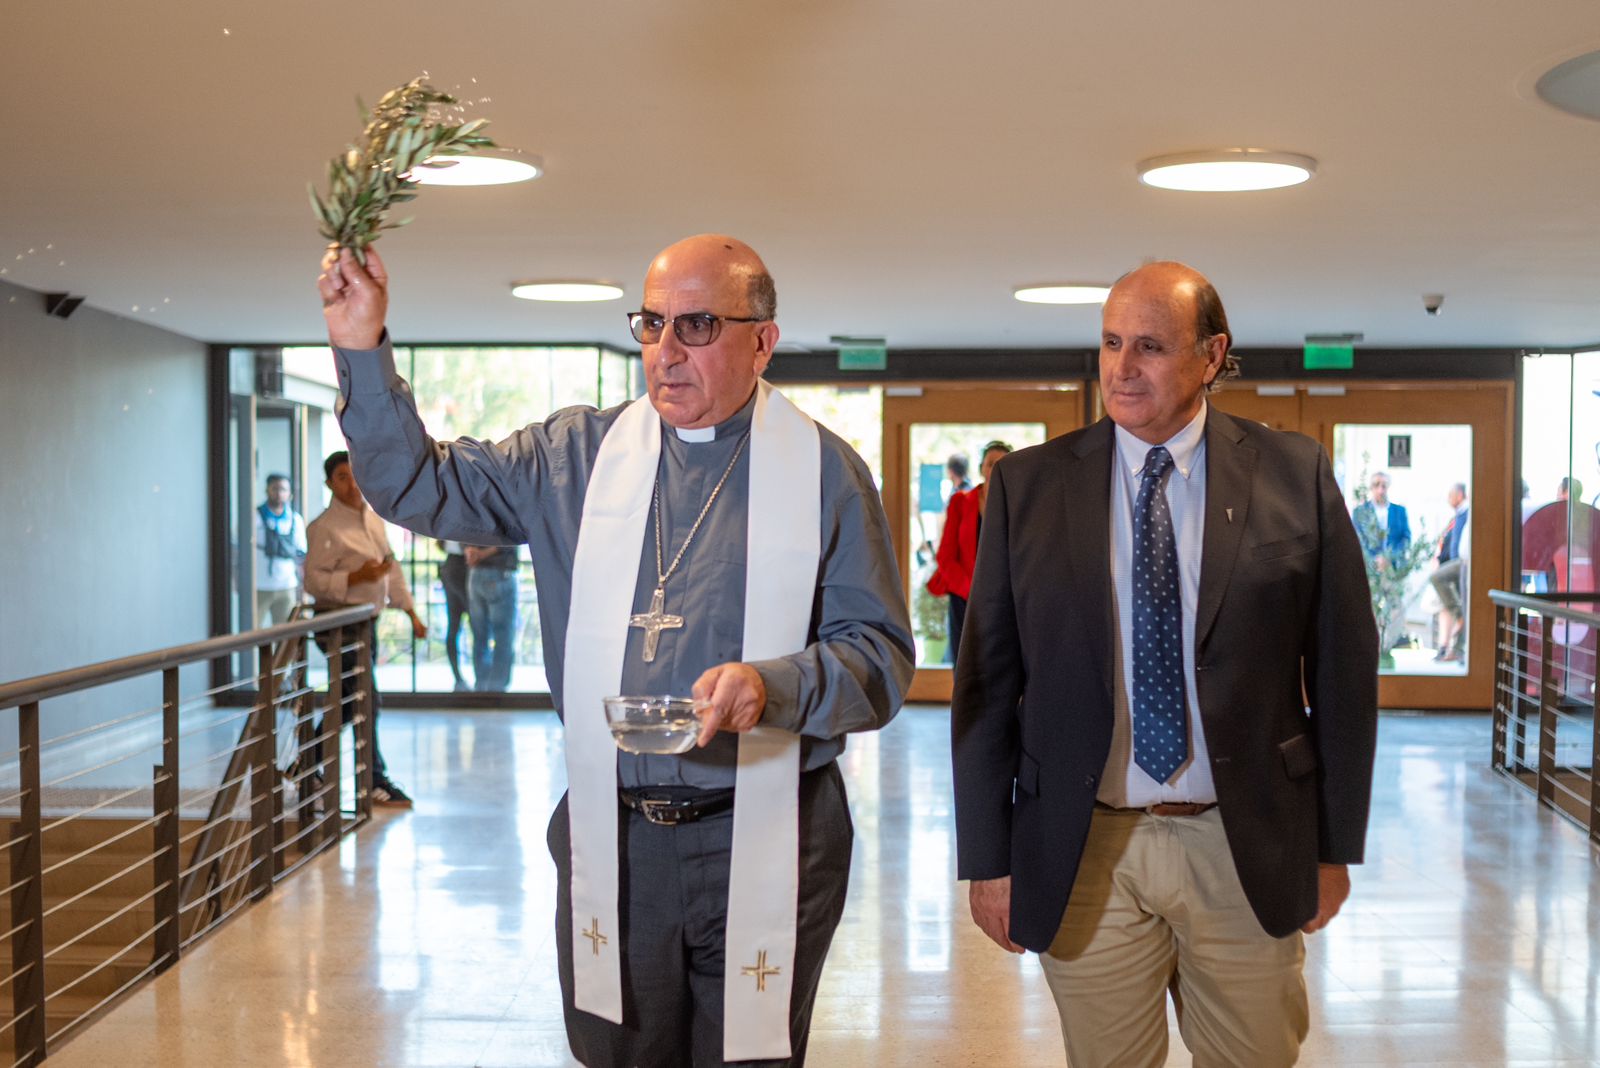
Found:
[438,540,472,692]
[946,453,971,495]
[1350,470,1411,570]
[1523,477,1599,592]
[466,544,519,692]
[928,441,1013,663]
[1430,482,1470,663]
[304,451,428,807]
[254,473,307,626]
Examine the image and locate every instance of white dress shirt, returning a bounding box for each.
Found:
[1098,402,1217,807]
[303,498,413,613]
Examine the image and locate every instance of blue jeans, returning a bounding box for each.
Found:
[468,568,519,692]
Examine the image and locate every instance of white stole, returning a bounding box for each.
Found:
[562,380,821,1061]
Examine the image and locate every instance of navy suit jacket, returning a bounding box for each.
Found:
[1351,500,1411,558]
[950,408,1380,949]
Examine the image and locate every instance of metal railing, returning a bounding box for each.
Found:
[0,606,378,1066]
[1490,590,1600,843]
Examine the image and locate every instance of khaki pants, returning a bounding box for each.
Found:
[1038,807,1308,1068]
[256,588,298,627]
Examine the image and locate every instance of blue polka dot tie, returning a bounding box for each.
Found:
[1132,446,1188,783]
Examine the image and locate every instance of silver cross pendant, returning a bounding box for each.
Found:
[628,586,684,663]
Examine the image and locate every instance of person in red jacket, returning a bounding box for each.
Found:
[928,441,1013,660]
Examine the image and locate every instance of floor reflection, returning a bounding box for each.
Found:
[45,710,1600,1067]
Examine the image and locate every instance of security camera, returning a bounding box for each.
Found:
[1423,293,1444,316]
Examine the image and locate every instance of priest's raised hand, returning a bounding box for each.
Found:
[317,245,388,350]
[690,662,768,747]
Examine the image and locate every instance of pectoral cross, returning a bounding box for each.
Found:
[740,949,781,993]
[629,586,684,663]
[582,916,608,956]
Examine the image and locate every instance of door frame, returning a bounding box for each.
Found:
[883,384,1085,703]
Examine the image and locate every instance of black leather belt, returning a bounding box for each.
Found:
[619,787,736,826]
[1097,801,1217,818]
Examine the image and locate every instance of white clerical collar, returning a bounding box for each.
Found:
[674,425,716,443]
[1114,401,1207,481]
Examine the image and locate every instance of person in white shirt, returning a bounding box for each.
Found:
[304,450,428,807]
[254,474,307,626]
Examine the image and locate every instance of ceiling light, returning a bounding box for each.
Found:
[410,149,543,186]
[1536,50,1600,122]
[1137,149,1316,192]
[510,280,624,302]
[1013,283,1111,305]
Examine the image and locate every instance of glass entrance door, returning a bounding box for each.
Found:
[884,386,1084,703]
[1210,382,1513,710]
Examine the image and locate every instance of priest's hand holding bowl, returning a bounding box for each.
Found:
[690,663,767,747]
[317,245,388,350]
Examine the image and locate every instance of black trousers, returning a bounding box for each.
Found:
[947,593,968,664]
[548,763,854,1068]
[439,554,470,685]
[313,618,388,780]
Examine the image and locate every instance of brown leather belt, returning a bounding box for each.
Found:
[1098,801,1217,818]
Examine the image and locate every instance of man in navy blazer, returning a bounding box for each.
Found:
[1351,470,1411,565]
[951,262,1379,1068]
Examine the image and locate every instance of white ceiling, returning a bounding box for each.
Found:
[3,1,1599,352]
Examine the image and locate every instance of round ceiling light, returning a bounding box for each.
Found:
[510,280,624,302]
[410,149,543,186]
[1137,149,1317,192]
[1013,283,1111,305]
[1536,49,1600,122]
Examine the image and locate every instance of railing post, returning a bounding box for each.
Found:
[152,668,182,972]
[1537,610,1558,811]
[250,642,276,900]
[1491,603,1509,772]
[294,639,317,847]
[324,625,345,848]
[357,624,376,820]
[10,703,47,1068]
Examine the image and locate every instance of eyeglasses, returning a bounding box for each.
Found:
[627,311,766,347]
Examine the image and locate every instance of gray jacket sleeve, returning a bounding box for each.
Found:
[332,336,562,547]
[747,434,915,741]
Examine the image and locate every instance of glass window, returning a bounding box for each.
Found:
[1333,424,1472,676]
[781,385,884,488]
[906,423,1046,668]
[225,343,639,698]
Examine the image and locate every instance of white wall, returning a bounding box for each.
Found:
[0,279,210,741]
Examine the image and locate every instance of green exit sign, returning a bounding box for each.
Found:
[1303,343,1354,370]
[838,344,887,371]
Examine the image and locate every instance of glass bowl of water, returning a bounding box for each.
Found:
[603,696,706,754]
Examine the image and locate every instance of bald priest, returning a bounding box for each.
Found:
[316,234,914,1067]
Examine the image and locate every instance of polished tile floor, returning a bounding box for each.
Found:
[48,710,1600,1067]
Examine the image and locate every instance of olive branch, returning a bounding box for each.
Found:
[309,76,495,264]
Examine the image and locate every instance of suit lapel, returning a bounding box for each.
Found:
[1195,407,1256,651]
[1066,420,1116,700]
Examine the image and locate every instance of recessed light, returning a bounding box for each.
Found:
[1137,149,1316,192]
[511,280,624,302]
[410,149,543,186]
[1013,283,1111,305]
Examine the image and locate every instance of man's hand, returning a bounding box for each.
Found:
[317,246,388,350]
[408,609,428,640]
[1300,863,1351,934]
[464,546,497,566]
[348,558,389,586]
[689,663,766,747]
[969,877,1024,953]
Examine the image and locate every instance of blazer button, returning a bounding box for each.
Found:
[1084,774,1098,788]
